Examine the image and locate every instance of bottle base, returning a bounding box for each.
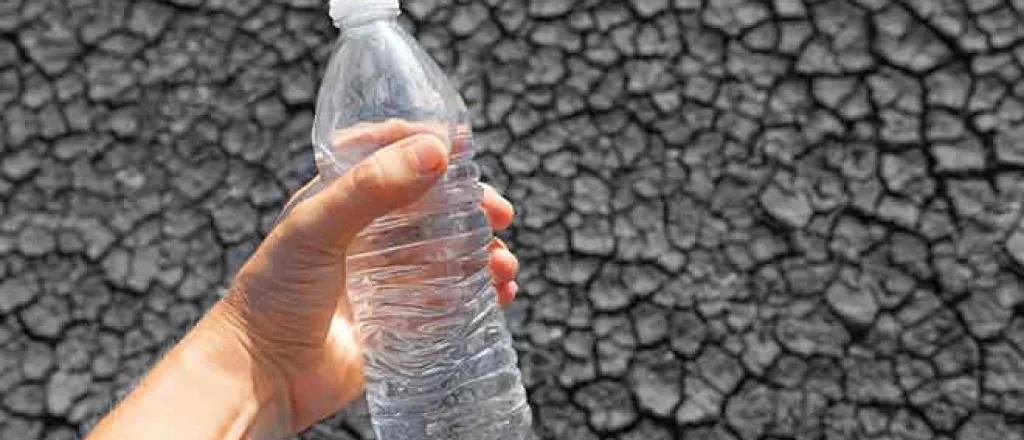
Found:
[371,401,533,440]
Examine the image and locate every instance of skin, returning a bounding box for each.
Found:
[86,120,520,440]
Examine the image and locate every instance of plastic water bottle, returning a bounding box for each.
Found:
[309,1,533,438]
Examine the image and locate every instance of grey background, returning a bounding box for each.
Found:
[2,0,1024,439]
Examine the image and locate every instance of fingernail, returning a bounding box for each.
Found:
[410,134,448,176]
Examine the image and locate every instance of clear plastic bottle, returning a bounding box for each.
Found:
[308,1,533,439]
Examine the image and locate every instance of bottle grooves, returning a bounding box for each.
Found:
[346,207,489,268]
[355,272,497,372]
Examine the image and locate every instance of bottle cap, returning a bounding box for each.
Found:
[329,0,400,25]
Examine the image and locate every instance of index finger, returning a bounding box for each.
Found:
[331,119,449,150]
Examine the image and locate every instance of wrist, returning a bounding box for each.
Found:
[197,301,297,439]
[85,302,296,440]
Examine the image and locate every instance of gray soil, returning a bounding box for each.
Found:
[1,0,1024,439]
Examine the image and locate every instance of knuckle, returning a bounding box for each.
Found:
[402,138,426,169]
[274,204,318,245]
[349,156,386,196]
[273,204,347,260]
[384,118,413,131]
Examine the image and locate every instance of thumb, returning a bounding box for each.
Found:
[283,132,451,254]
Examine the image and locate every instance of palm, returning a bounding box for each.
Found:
[285,305,366,431]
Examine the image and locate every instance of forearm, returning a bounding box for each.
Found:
[86,303,292,440]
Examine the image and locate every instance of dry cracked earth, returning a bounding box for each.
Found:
[2,0,1024,439]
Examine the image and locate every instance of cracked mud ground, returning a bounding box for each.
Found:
[2,0,1024,438]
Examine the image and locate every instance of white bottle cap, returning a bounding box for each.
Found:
[329,0,400,26]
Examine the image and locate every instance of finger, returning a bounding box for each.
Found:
[323,121,449,178]
[480,183,515,232]
[284,133,451,252]
[331,119,448,151]
[496,281,519,308]
[489,248,518,285]
[488,238,508,252]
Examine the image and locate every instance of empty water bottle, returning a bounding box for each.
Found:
[308,0,533,438]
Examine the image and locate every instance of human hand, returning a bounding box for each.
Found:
[209,120,520,437]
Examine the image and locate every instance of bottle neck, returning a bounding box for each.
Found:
[334,7,400,31]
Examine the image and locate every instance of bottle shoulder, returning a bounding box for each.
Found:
[319,21,467,118]
[312,19,469,171]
